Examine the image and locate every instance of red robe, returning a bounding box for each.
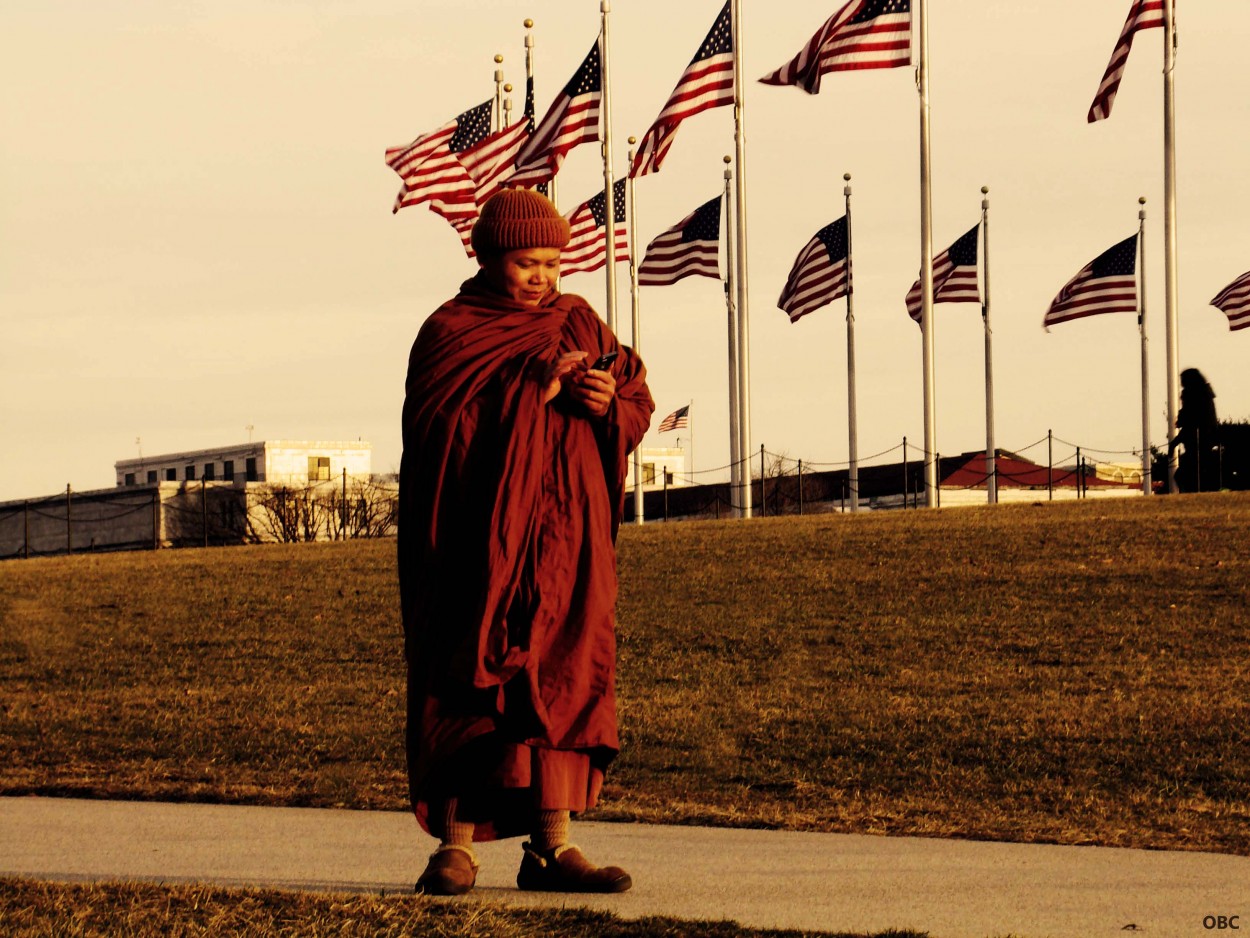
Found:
[398,273,653,840]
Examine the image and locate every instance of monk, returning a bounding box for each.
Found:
[398,187,654,896]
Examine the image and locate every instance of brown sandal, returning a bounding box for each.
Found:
[415,844,479,896]
[516,841,632,893]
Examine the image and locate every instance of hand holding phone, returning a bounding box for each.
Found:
[588,350,619,371]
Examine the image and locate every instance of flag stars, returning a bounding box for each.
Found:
[694,3,734,61]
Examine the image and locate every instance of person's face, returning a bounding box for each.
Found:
[481,247,561,306]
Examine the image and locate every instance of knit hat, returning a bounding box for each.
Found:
[471,187,570,255]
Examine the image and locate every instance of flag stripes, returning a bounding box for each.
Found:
[906,223,980,322]
[631,2,734,177]
[778,217,849,323]
[1210,271,1250,331]
[658,405,690,433]
[759,0,911,95]
[638,195,722,286]
[1044,234,1139,329]
[1087,0,1165,123]
[561,179,629,276]
[510,40,602,186]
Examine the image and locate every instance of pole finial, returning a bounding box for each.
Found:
[981,185,989,195]
[524,17,534,27]
[628,135,636,144]
[504,82,513,92]
[494,54,504,64]
[723,154,732,164]
[843,172,851,182]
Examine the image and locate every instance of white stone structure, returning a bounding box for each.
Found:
[625,446,689,490]
[114,440,372,488]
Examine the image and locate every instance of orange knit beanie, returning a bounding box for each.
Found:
[471,187,570,255]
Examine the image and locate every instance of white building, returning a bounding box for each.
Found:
[114,440,373,488]
[625,446,689,490]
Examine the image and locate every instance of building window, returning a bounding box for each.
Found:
[185,465,196,481]
[664,469,674,485]
[642,463,656,485]
[147,470,157,484]
[203,463,215,481]
[245,457,258,482]
[308,456,331,482]
[223,460,234,482]
[124,473,135,486]
[165,468,177,482]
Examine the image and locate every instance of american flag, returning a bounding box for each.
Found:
[778,217,849,324]
[509,40,601,186]
[637,196,722,287]
[905,223,980,323]
[631,2,734,178]
[759,0,911,94]
[561,179,629,276]
[1087,0,1165,123]
[385,100,531,256]
[658,405,690,433]
[1043,234,1138,330]
[1209,271,1250,332]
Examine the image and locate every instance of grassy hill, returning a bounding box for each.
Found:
[2,493,1247,855]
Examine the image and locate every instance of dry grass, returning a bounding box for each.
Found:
[1,493,1247,854]
[0,878,924,938]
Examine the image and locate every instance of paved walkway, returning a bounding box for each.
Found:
[1,796,1245,938]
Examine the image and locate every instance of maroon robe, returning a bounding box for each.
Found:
[398,272,653,841]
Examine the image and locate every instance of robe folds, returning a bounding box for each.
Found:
[398,272,653,841]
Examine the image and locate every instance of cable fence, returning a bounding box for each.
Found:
[0,472,399,561]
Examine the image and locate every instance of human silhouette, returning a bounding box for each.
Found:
[1170,368,1219,492]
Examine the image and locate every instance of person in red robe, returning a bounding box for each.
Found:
[399,188,654,896]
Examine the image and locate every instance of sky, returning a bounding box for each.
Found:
[3,1,1249,502]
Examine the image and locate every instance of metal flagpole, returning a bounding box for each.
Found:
[917,0,937,507]
[627,136,644,525]
[599,2,618,334]
[1139,197,1152,496]
[731,0,753,518]
[688,399,695,483]
[981,186,996,505]
[843,173,859,513]
[526,19,560,287]
[493,55,505,132]
[723,156,742,518]
[503,85,513,127]
[1162,0,1179,494]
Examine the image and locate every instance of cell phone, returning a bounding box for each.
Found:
[589,350,619,371]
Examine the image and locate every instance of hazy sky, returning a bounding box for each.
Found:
[4,1,1248,502]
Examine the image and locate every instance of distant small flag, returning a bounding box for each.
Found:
[658,405,690,433]
[905,223,980,323]
[759,0,911,94]
[1087,0,1165,123]
[1209,271,1250,331]
[778,217,849,324]
[631,2,734,177]
[509,40,602,186]
[638,195,722,286]
[1043,234,1138,330]
[561,179,629,276]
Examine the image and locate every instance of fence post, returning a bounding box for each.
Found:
[1048,429,1053,500]
[201,480,209,547]
[342,467,349,538]
[841,481,846,513]
[902,437,909,508]
[152,487,159,551]
[663,472,669,522]
[23,500,29,559]
[1076,446,1082,499]
[936,452,941,508]
[798,459,804,515]
[760,444,766,518]
[66,484,72,555]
